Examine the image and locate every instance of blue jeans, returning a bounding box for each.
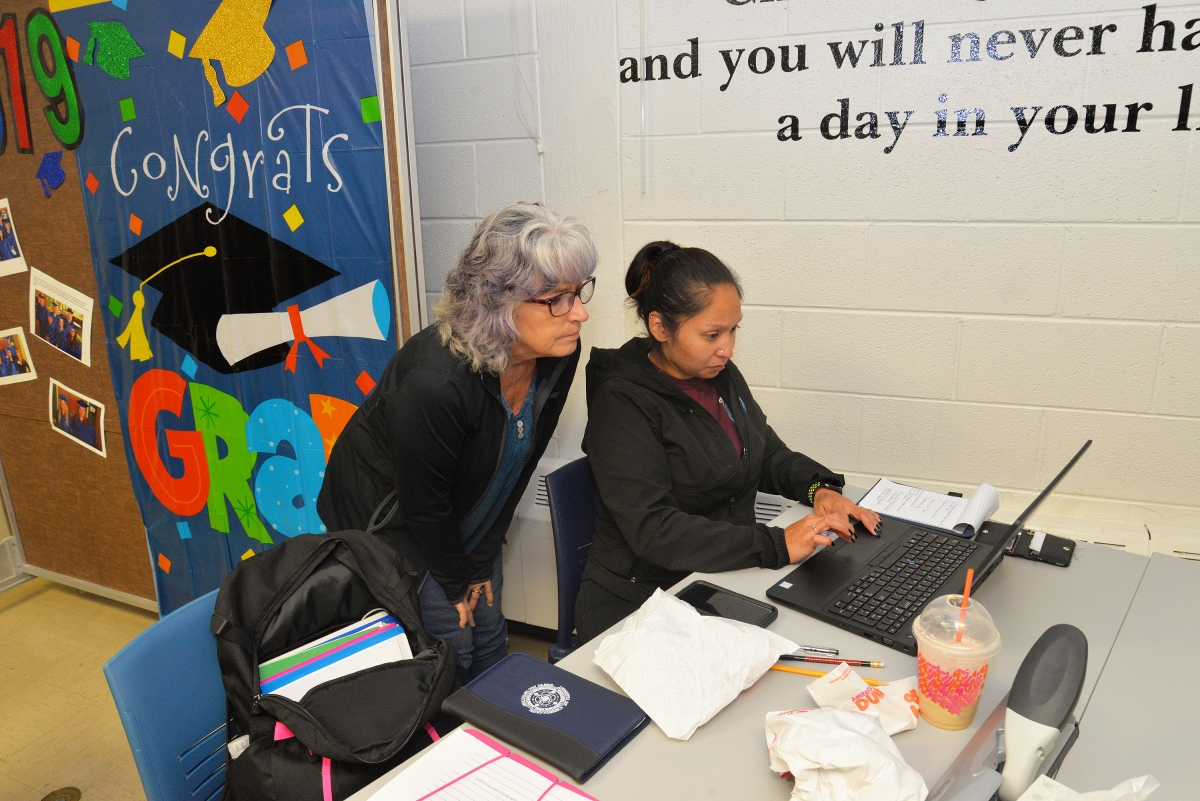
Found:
[418,554,507,678]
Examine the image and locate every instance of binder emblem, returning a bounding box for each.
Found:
[521,683,571,715]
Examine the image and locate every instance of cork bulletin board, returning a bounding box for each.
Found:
[0,0,154,601]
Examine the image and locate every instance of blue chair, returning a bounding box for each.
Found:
[545,457,597,664]
[105,589,227,801]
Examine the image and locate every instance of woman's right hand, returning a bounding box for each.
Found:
[784,513,855,563]
[454,580,495,628]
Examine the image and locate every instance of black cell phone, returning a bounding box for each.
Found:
[675,580,778,627]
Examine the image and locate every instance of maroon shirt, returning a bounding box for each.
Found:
[666,374,743,456]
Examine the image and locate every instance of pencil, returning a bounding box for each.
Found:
[769,663,889,686]
[779,654,885,668]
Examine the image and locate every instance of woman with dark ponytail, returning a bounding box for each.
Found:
[574,241,881,642]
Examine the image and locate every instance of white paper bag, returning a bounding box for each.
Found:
[806,662,921,735]
[592,588,798,740]
[765,707,928,801]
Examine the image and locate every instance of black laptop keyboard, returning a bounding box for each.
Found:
[825,529,979,636]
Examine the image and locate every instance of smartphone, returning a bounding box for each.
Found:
[675,580,778,628]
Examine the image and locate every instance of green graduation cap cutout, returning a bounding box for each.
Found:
[84,21,146,80]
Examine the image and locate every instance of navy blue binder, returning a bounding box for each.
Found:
[441,652,649,782]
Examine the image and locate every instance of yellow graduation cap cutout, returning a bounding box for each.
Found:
[189,0,277,106]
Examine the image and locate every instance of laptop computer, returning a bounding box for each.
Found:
[766,441,1092,656]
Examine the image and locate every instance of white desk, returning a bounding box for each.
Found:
[1054,552,1200,798]
[352,501,1149,800]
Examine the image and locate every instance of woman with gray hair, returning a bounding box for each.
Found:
[318,203,596,676]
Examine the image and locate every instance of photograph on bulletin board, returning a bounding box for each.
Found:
[30,268,93,366]
[48,379,106,458]
[0,198,28,277]
[0,328,37,386]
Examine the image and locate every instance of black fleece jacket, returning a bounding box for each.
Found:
[581,337,844,599]
[317,325,578,603]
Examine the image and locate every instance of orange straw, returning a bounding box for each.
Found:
[955,568,975,644]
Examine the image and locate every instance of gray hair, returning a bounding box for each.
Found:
[434,203,597,373]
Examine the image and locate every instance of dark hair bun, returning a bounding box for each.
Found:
[624,241,742,340]
[625,241,679,299]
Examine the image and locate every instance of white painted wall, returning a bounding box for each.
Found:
[404,0,1200,552]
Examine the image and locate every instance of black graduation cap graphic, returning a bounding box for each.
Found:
[111,202,340,374]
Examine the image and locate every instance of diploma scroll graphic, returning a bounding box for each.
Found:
[216,280,391,367]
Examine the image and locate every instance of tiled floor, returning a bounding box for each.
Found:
[0,578,157,801]
[0,577,556,801]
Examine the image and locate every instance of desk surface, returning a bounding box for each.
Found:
[1055,552,1199,798]
[353,503,1149,801]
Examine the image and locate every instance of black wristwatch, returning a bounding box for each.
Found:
[807,481,844,506]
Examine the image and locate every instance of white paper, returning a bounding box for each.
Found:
[807,663,921,736]
[593,588,798,740]
[370,729,504,800]
[0,327,37,386]
[29,268,94,366]
[0,198,28,276]
[1016,774,1159,801]
[859,479,999,537]
[765,708,928,801]
[370,729,592,801]
[48,379,106,457]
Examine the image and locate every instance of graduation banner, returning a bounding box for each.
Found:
[53,0,397,613]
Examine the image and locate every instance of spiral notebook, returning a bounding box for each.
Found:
[369,728,599,801]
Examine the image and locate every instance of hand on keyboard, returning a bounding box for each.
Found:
[785,512,853,563]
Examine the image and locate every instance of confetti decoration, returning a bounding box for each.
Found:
[282,204,304,231]
[83,21,146,80]
[119,97,136,121]
[180,354,197,378]
[226,90,250,123]
[285,40,307,69]
[107,295,123,317]
[355,370,376,396]
[310,393,360,460]
[157,553,172,573]
[36,152,67,197]
[176,521,192,539]
[85,172,99,194]
[189,0,277,106]
[65,36,80,62]
[360,95,381,123]
[241,548,255,560]
[167,30,186,59]
[128,213,142,235]
[112,0,128,9]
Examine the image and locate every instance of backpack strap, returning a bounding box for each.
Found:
[211,613,255,653]
[366,490,399,533]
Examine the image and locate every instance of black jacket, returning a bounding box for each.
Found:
[317,326,579,603]
[581,337,844,600]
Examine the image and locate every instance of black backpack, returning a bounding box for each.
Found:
[210,499,461,800]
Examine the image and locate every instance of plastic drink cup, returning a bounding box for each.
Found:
[911,595,1001,730]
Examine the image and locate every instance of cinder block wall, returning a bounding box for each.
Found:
[405,0,1200,545]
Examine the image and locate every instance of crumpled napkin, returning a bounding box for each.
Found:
[807,662,921,735]
[765,707,928,801]
[592,588,797,740]
[1017,775,1159,801]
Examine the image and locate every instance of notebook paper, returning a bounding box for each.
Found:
[859,479,1000,537]
[369,729,599,801]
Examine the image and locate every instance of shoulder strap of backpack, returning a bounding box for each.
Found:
[211,612,255,653]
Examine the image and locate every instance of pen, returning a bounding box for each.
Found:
[779,655,884,668]
[770,664,889,687]
[795,644,839,656]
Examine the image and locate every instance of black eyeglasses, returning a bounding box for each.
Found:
[525,277,595,317]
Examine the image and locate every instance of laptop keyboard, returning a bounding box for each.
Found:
[825,529,979,637]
